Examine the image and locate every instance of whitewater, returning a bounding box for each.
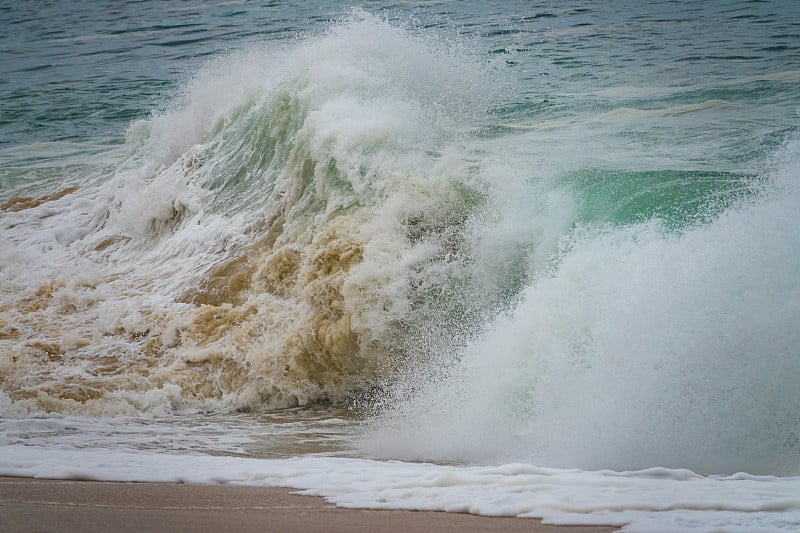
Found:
[1,2,800,530]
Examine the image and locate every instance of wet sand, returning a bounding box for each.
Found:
[0,476,617,533]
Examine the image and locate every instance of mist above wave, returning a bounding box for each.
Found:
[363,140,800,476]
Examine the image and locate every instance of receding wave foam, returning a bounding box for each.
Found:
[0,12,542,415]
[363,140,800,476]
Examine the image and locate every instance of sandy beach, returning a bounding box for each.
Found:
[0,476,616,533]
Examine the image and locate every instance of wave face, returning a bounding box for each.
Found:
[2,5,800,478]
[0,13,543,415]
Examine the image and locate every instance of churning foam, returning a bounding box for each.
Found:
[0,12,541,415]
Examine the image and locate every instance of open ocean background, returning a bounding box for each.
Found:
[2,1,800,530]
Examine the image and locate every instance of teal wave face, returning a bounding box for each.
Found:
[567,169,758,231]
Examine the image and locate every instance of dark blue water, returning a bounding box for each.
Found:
[2,0,798,153]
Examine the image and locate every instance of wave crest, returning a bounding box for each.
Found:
[0,12,519,414]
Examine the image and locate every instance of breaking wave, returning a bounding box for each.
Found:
[0,12,545,415]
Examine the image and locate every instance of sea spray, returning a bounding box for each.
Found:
[363,140,800,476]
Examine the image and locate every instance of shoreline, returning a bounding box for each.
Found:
[0,476,616,533]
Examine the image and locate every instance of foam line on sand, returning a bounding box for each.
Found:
[0,476,616,533]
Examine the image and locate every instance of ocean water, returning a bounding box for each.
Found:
[1,1,800,530]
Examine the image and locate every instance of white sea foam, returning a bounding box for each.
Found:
[2,444,799,532]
